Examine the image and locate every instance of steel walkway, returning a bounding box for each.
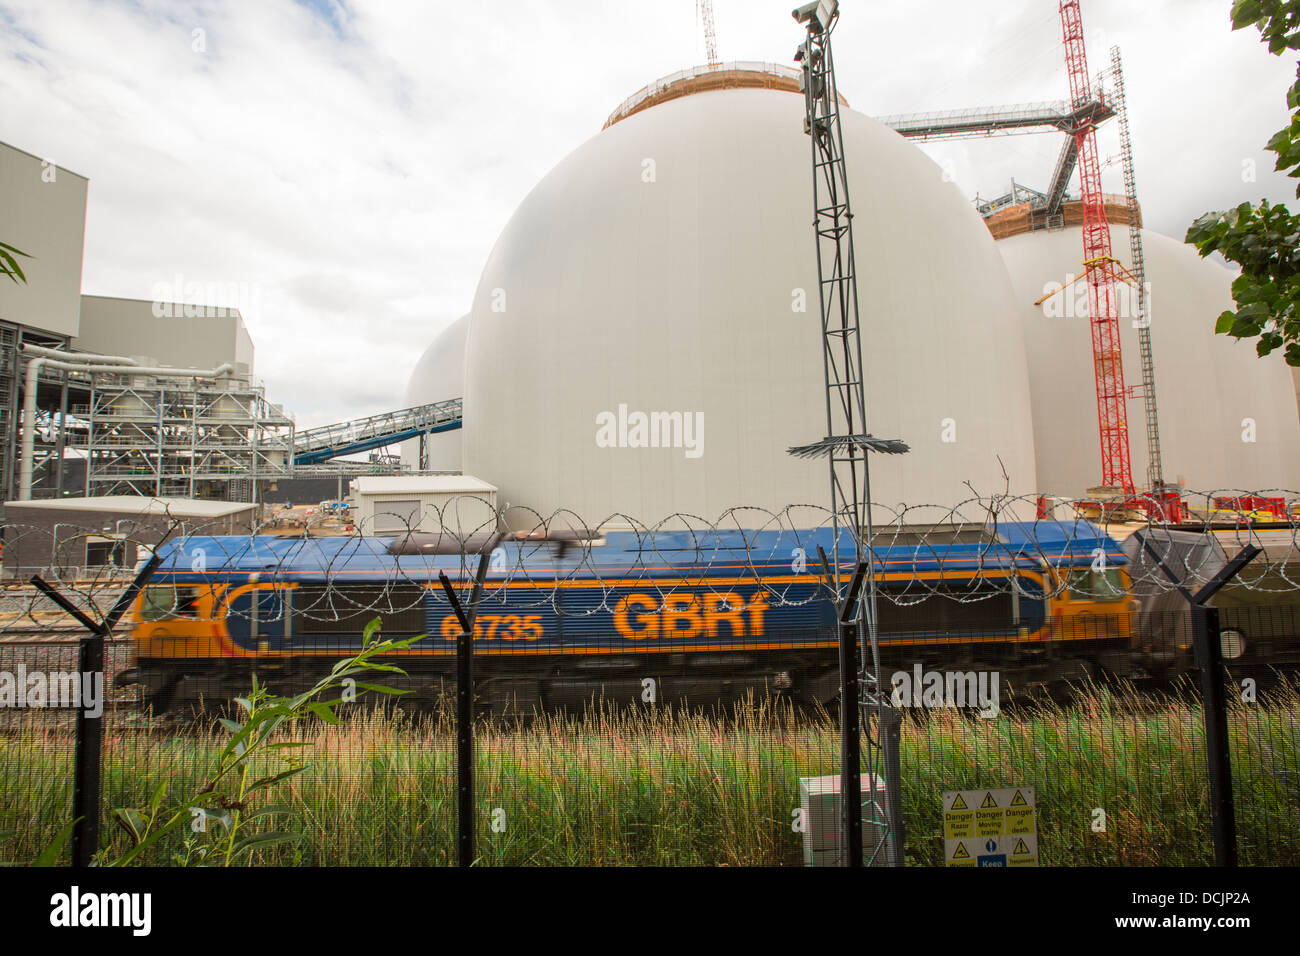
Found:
[291,398,462,465]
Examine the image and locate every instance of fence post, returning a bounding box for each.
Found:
[30,544,168,866]
[439,544,495,869]
[1138,537,1259,867]
[839,620,863,867]
[1193,604,1237,867]
[456,611,474,868]
[70,631,105,866]
[879,705,905,866]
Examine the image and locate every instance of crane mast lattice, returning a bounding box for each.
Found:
[697,1,720,66]
[1060,0,1135,493]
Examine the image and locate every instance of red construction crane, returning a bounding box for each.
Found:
[1060,0,1135,494]
[697,0,720,66]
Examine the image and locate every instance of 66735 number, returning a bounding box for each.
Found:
[439,613,544,641]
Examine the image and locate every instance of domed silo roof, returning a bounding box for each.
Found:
[401,314,469,471]
[463,65,1039,525]
[997,220,1300,496]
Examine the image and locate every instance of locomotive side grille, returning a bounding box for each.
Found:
[877,587,1018,635]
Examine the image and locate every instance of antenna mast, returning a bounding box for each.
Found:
[792,0,907,869]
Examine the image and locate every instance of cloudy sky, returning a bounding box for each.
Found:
[1,0,1295,429]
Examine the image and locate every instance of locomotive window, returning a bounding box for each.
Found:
[141,587,172,621]
[140,586,202,621]
[1067,569,1127,602]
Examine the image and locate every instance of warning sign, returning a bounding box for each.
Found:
[949,840,975,867]
[943,787,1038,867]
[944,791,974,839]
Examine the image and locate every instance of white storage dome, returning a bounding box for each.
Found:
[463,66,1039,525]
[400,314,468,472]
[998,225,1300,496]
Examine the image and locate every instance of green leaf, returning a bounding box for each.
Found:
[228,831,299,859]
[307,700,341,724]
[115,808,146,844]
[248,765,309,791]
[0,246,29,284]
[239,804,298,822]
[33,819,79,866]
[349,681,411,696]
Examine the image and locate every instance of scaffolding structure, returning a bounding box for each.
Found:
[14,353,467,503]
[16,361,294,502]
[77,371,294,499]
[0,326,17,499]
[604,61,846,130]
[0,322,71,502]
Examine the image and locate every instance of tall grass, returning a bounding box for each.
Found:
[1,684,1296,866]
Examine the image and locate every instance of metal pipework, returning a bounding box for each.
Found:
[20,344,139,366]
[19,356,235,500]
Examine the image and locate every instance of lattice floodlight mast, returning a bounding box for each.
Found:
[793,0,902,868]
[793,0,873,606]
[1109,44,1164,492]
[1060,0,1135,493]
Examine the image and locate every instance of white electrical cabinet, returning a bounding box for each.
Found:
[799,773,898,867]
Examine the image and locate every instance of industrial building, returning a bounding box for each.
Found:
[0,139,458,518]
[350,475,497,536]
[1,495,257,577]
[0,140,293,505]
[11,294,294,504]
[0,141,90,500]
